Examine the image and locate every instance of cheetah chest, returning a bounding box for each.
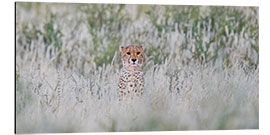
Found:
[118,70,144,98]
[126,74,140,92]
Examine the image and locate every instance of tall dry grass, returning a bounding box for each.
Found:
[16,3,258,133]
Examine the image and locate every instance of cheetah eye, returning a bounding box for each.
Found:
[137,52,140,55]
[127,52,131,55]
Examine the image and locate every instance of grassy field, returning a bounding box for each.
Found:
[16,2,259,133]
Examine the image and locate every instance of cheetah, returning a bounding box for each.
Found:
[118,45,144,101]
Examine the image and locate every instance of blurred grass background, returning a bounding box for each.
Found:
[16,2,258,133]
[16,3,258,71]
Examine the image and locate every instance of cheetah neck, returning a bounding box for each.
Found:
[123,66,142,73]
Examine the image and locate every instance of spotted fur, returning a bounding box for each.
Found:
[118,45,144,101]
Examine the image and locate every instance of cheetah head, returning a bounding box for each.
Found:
[120,45,144,71]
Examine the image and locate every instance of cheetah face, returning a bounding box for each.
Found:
[120,45,144,70]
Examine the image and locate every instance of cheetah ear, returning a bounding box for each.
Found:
[139,45,144,50]
[119,46,124,52]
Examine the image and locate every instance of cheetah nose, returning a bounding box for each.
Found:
[131,58,137,62]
